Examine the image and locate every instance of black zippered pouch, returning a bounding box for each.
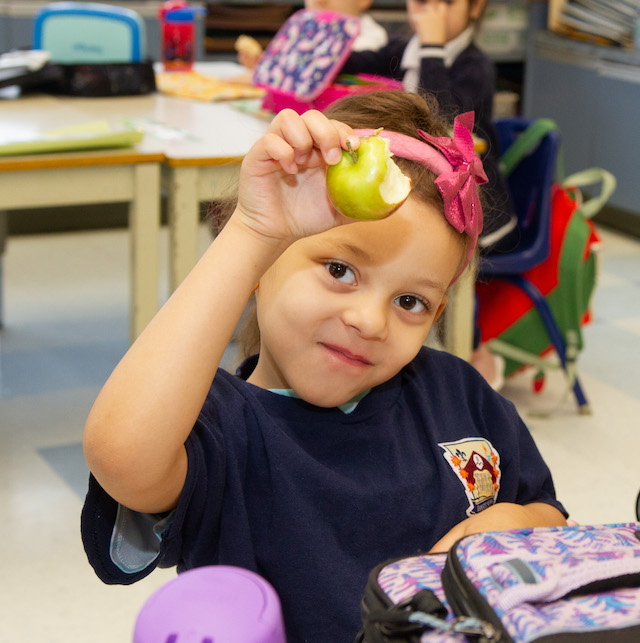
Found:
[0,61,156,96]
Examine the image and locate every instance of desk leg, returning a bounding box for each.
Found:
[0,210,6,327]
[129,163,161,342]
[443,266,475,361]
[167,166,200,293]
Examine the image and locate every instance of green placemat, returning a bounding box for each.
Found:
[0,121,144,157]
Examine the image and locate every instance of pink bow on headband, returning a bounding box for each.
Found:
[355,111,487,254]
[417,112,487,241]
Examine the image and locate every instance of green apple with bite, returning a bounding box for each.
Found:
[326,132,412,220]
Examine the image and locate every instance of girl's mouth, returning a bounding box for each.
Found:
[321,343,373,366]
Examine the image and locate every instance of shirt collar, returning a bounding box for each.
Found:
[401,25,475,70]
[269,388,371,414]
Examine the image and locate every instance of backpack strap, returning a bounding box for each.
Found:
[499,118,559,179]
[562,167,617,218]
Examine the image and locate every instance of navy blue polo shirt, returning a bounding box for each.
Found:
[82,347,566,643]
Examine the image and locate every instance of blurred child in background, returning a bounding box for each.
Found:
[236,0,388,70]
[306,0,388,51]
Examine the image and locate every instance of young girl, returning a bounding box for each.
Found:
[305,0,388,51]
[81,91,566,643]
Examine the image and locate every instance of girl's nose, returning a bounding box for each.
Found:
[341,294,389,340]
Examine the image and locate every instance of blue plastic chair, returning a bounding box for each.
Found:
[478,117,591,413]
[481,117,560,273]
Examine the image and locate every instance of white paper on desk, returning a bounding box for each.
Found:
[121,118,197,143]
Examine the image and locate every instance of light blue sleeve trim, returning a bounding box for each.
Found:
[109,504,175,574]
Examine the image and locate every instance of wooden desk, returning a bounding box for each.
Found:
[0,96,164,340]
[442,266,474,360]
[91,86,268,291]
[0,148,163,341]
[39,63,269,290]
[0,73,264,340]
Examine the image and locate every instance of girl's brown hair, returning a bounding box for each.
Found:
[210,90,471,360]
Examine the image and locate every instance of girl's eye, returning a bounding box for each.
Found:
[395,295,429,314]
[326,262,356,285]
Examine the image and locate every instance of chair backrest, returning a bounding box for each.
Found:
[480,117,561,275]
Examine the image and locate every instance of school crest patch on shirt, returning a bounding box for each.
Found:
[439,437,501,516]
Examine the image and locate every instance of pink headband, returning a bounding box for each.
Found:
[355,112,487,282]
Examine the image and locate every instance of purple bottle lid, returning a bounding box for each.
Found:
[133,566,287,643]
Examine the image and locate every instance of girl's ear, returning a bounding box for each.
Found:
[470,0,487,20]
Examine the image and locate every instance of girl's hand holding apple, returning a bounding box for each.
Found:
[326,133,411,220]
[233,109,359,248]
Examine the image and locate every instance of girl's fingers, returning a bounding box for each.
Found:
[259,132,299,174]
[267,109,315,166]
[267,109,359,170]
[299,110,342,165]
[329,118,361,156]
[302,111,360,166]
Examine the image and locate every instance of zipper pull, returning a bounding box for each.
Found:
[408,613,500,641]
[450,615,500,640]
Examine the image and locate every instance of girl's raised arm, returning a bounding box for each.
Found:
[83,109,357,514]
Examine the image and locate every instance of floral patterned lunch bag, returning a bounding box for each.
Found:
[356,522,640,643]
